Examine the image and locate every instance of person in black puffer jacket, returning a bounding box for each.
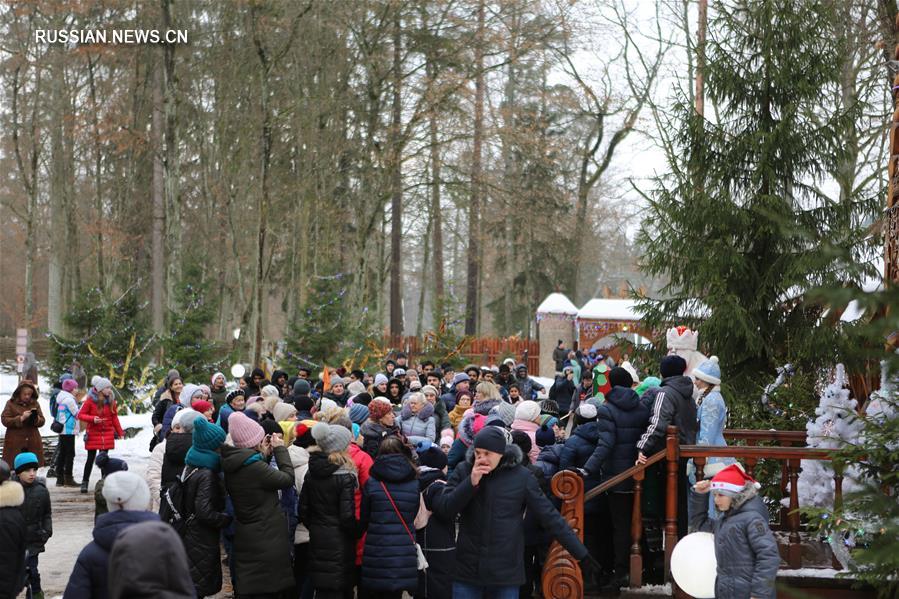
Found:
[299,423,358,599]
[182,416,232,598]
[431,427,592,596]
[577,369,650,589]
[360,437,420,598]
[548,368,576,415]
[221,412,295,598]
[636,356,698,539]
[0,460,27,599]
[415,444,454,599]
[160,409,200,489]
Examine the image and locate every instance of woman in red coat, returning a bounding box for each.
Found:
[1,382,45,467]
[77,377,124,493]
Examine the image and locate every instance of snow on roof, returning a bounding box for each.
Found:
[536,292,579,315]
[577,298,642,321]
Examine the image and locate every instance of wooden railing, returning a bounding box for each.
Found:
[542,426,841,597]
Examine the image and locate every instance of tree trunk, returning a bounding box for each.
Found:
[428,89,445,323]
[162,0,181,313]
[151,59,166,335]
[48,46,66,335]
[465,0,486,335]
[389,7,404,335]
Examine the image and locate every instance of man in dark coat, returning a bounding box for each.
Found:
[432,427,592,596]
[636,355,698,538]
[552,340,568,373]
[548,367,577,415]
[568,370,594,418]
[439,373,470,412]
[221,412,295,598]
[417,447,454,599]
[0,460,27,599]
[107,521,195,599]
[577,368,650,589]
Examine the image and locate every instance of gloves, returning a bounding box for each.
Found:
[566,466,590,478]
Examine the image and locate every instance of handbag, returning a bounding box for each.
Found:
[50,419,64,434]
[380,481,429,570]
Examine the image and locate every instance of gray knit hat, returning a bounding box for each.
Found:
[311,422,352,454]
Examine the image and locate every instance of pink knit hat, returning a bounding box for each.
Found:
[228,412,265,449]
[62,379,78,393]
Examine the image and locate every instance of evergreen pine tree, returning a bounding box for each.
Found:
[161,268,226,382]
[637,0,870,418]
[285,272,351,368]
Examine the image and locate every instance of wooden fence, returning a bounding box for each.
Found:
[542,426,844,598]
[382,335,540,372]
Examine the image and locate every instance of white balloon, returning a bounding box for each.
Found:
[670,532,717,598]
[230,363,246,379]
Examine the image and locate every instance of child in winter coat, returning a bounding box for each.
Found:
[398,392,437,445]
[54,378,80,487]
[92,453,129,522]
[0,459,27,599]
[77,377,124,494]
[299,423,358,599]
[511,400,542,464]
[359,436,421,598]
[415,444,455,599]
[691,464,780,599]
[13,453,51,599]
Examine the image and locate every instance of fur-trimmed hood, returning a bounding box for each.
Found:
[401,401,434,422]
[721,481,765,516]
[464,442,524,472]
[0,480,24,507]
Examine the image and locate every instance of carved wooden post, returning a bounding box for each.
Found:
[746,438,758,477]
[694,455,706,482]
[832,460,845,570]
[787,458,802,568]
[664,425,679,580]
[542,471,585,599]
[630,468,645,588]
[779,441,792,529]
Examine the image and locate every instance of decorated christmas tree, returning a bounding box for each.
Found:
[161,269,227,381]
[796,364,863,508]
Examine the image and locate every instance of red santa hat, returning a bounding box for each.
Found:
[710,464,760,496]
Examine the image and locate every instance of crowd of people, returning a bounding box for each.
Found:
[0,347,780,599]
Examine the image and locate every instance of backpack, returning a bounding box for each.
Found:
[49,388,61,419]
[159,467,196,535]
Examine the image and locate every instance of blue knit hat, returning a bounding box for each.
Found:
[348,403,369,425]
[13,452,39,474]
[186,416,226,471]
[693,356,721,385]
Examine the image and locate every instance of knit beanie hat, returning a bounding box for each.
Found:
[103,471,151,511]
[186,417,226,470]
[226,389,246,405]
[93,377,113,392]
[510,430,532,458]
[13,452,39,474]
[198,384,211,397]
[329,377,346,390]
[262,394,281,414]
[368,398,393,421]
[473,426,507,455]
[609,367,634,389]
[59,372,74,384]
[409,379,422,391]
[452,372,470,386]
[347,381,366,396]
[165,369,181,386]
[95,451,128,477]
[393,368,406,378]
[349,403,369,425]
[294,421,315,448]
[535,424,556,448]
[416,442,448,470]
[261,419,283,437]
[191,399,213,415]
[660,355,688,378]
[440,435,455,448]
[374,373,389,387]
[62,378,78,393]
[693,356,721,385]
[179,384,201,408]
[351,392,373,406]
[273,402,298,422]
[311,422,352,454]
[293,378,312,396]
[421,385,438,397]
[539,399,560,417]
[710,463,759,496]
[173,408,202,433]
[228,411,265,449]
[514,400,541,423]
[576,402,598,422]
[490,401,516,427]
[211,372,226,386]
[293,395,314,413]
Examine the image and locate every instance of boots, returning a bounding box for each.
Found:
[64,474,79,488]
[80,480,89,494]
